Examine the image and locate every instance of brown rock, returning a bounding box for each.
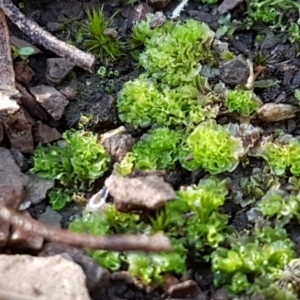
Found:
[39,242,110,293]
[105,175,176,212]
[30,85,69,120]
[33,120,61,144]
[14,60,34,84]
[148,0,170,9]
[163,280,207,300]
[46,58,75,85]
[0,254,91,300]
[101,128,136,162]
[3,107,35,154]
[0,148,29,246]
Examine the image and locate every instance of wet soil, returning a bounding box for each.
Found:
[9,0,300,299]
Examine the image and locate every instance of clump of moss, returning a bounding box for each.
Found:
[226,90,261,117]
[139,19,214,87]
[117,77,218,128]
[263,138,300,176]
[83,7,122,62]
[114,127,184,176]
[31,129,110,191]
[180,120,244,174]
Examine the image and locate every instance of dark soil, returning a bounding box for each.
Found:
[8,0,300,299]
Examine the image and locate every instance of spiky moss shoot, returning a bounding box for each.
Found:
[226,90,261,117]
[83,7,122,62]
[180,120,244,175]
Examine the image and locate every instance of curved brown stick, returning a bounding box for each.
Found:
[0,0,96,72]
[0,204,172,252]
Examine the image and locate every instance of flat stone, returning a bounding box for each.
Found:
[30,85,69,120]
[33,120,61,144]
[219,57,250,86]
[39,242,110,293]
[46,58,75,85]
[38,206,62,228]
[105,175,176,212]
[23,173,54,206]
[0,254,91,300]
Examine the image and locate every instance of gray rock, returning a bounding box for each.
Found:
[46,58,75,85]
[9,148,30,171]
[219,57,250,86]
[150,12,167,28]
[23,173,54,206]
[105,174,176,212]
[218,0,243,15]
[39,242,110,293]
[33,120,61,144]
[38,206,62,228]
[0,147,29,246]
[30,85,69,120]
[0,254,91,300]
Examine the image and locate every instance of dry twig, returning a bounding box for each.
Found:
[0,0,95,72]
[0,204,172,252]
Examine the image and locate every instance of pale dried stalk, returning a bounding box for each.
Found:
[0,0,95,72]
[0,204,172,252]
